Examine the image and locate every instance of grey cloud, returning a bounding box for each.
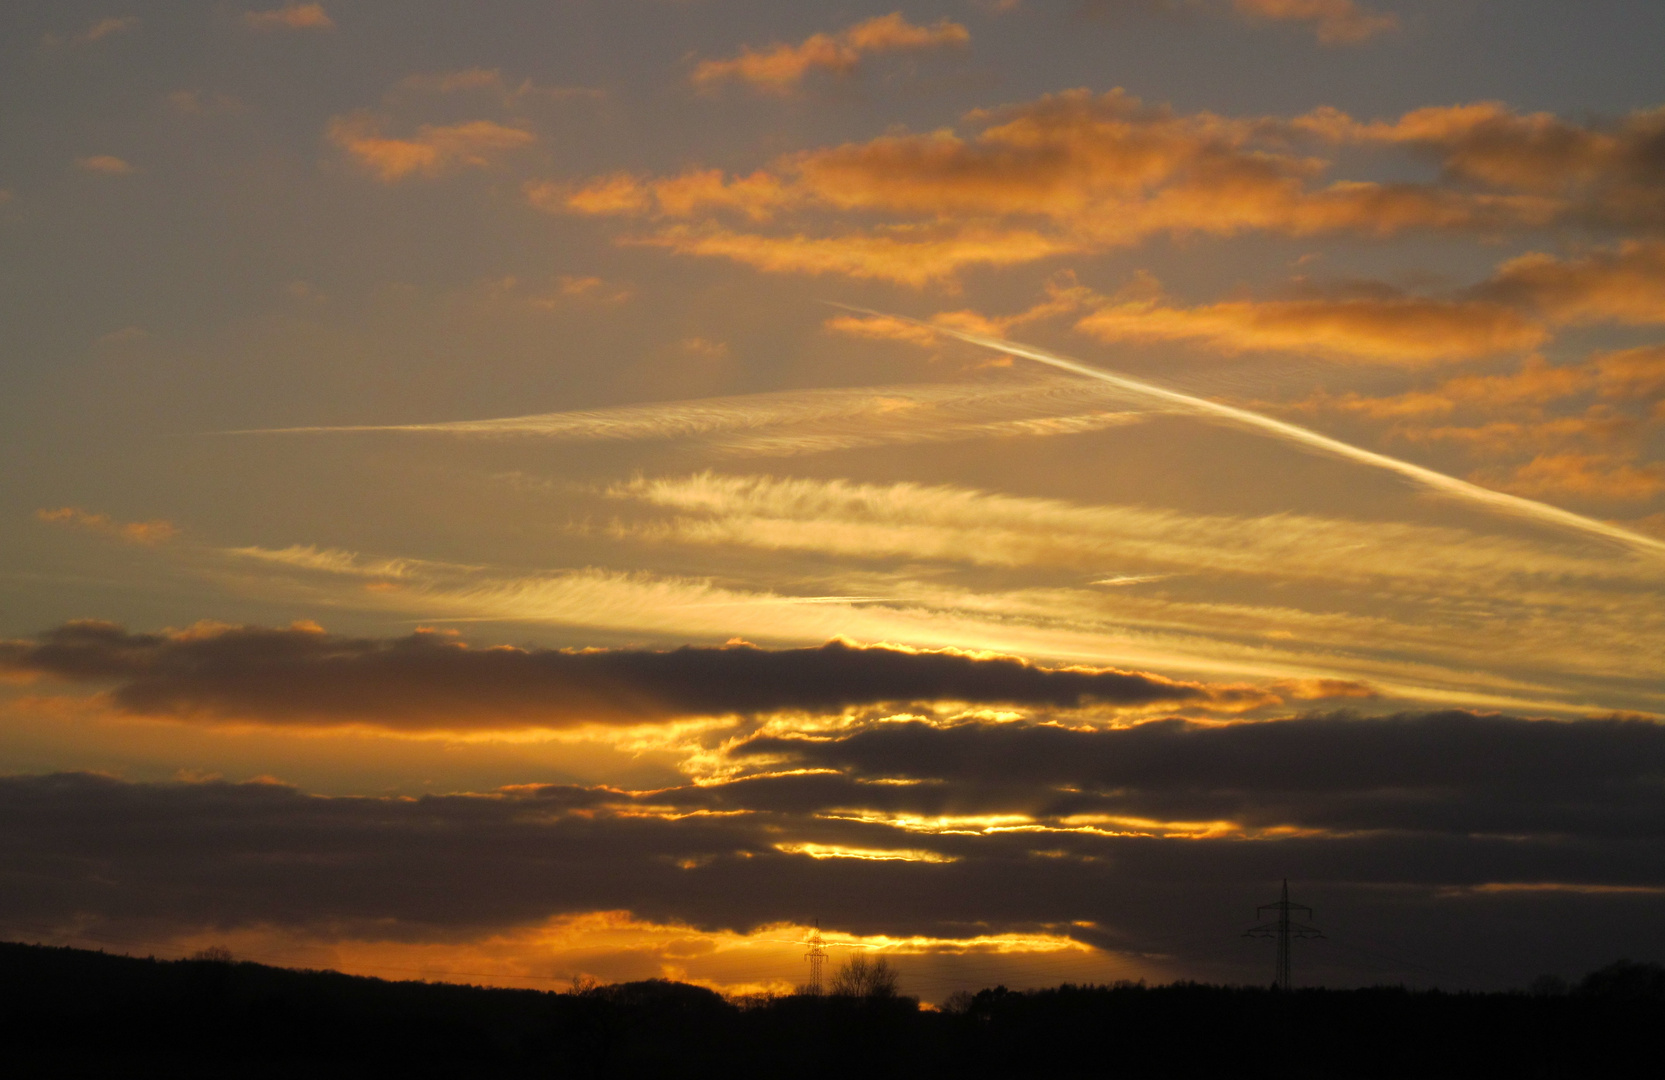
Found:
[0,621,1214,729]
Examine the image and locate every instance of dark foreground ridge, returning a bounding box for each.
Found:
[3,942,1662,1078]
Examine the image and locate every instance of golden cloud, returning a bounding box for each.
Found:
[691,13,969,94]
[328,114,534,182]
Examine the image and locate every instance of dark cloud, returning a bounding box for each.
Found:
[0,621,1214,730]
[2,769,1662,989]
[733,712,1665,839]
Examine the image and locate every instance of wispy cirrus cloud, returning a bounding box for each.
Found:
[188,484,1664,717]
[601,472,1664,591]
[691,13,970,95]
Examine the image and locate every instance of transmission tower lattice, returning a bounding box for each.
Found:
[804,921,827,996]
[1243,879,1324,990]
[766,920,876,995]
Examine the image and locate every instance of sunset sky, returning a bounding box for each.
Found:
[2,0,1663,1000]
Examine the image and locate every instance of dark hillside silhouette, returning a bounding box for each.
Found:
[1,941,1660,1078]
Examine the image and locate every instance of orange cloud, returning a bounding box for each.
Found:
[1327,101,1665,229]
[774,91,1555,238]
[1075,285,1544,364]
[1483,452,1665,501]
[1074,236,1665,365]
[824,313,945,348]
[550,89,1575,285]
[77,155,133,175]
[556,170,798,222]
[36,507,178,545]
[635,222,1070,287]
[1434,355,1601,407]
[692,13,969,94]
[1284,344,1661,497]
[1401,410,1638,458]
[245,4,334,31]
[825,273,1096,344]
[1593,345,1665,403]
[1231,0,1396,44]
[328,114,534,182]
[1474,241,1665,326]
[1308,356,1598,419]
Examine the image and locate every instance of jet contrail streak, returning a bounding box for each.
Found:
[835,305,1665,557]
[204,380,1150,456]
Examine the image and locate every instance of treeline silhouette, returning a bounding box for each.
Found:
[2,941,1661,1078]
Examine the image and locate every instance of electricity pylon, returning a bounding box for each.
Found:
[804,921,827,995]
[1244,879,1324,990]
[768,919,875,995]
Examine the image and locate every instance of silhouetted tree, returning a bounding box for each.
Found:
[829,954,899,999]
[1577,959,1665,1002]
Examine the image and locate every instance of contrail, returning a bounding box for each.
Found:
[833,305,1665,557]
[204,380,1148,456]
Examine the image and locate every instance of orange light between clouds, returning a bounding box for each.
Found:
[66,913,1140,1004]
